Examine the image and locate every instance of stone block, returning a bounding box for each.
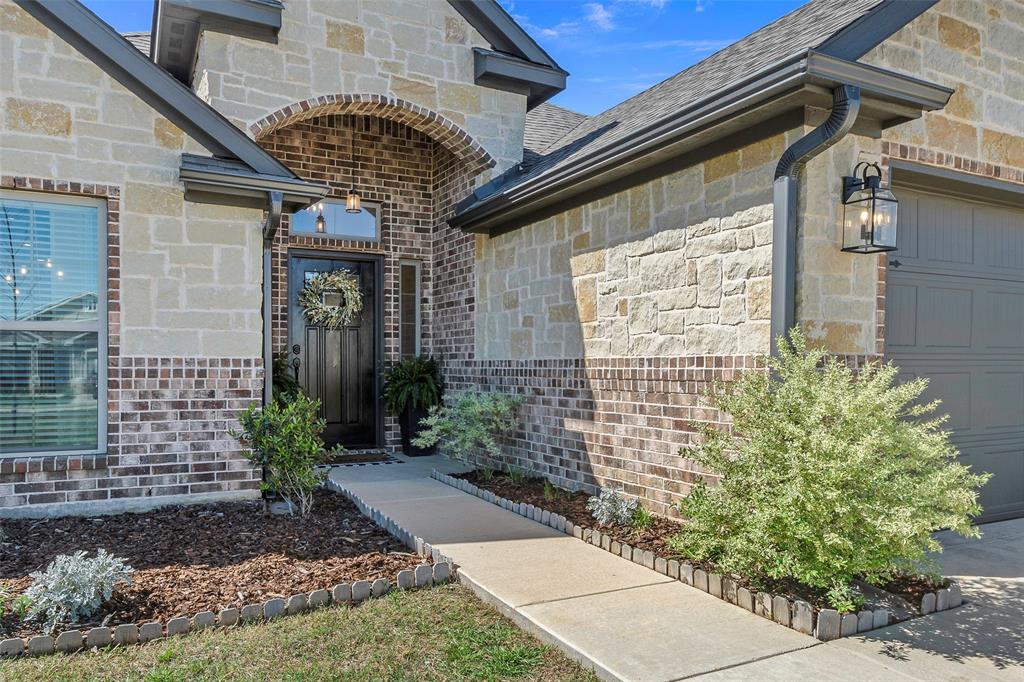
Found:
[921,592,936,615]
[601,534,611,551]
[573,525,583,540]
[431,547,443,564]
[541,510,551,525]
[240,604,262,622]
[27,635,54,656]
[840,613,858,637]
[371,579,390,598]
[755,592,773,619]
[55,630,83,653]
[948,582,962,608]
[610,540,621,556]
[872,609,889,629]
[397,570,415,590]
[85,627,112,648]
[667,560,680,580]
[332,583,352,603]
[352,580,372,602]
[632,547,645,565]
[816,609,841,641]
[655,557,668,575]
[0,638,24,656]
[722,577,737,604]
[736,587,755,612]
[679,563,695,585]
[772,596,790,626]
[414,564,433,588]
[936,588,950,611]
[193,611,216,630]
[643,550,656,570]
[286,594,308,615]
[693,569,710,592]
[263,599,285,620]
[620,543,632,559]
[218,608,239,626]
[857,610,874,633]
[422,542,433,559]
[433,562,452,584]
[308,589,330,608]
[166,617,190,636]
[792,600,813,634]
[709,573,723,598]
[139,622,163,642]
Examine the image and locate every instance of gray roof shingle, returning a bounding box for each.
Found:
[524,103,588,158]
[122,31,151,56]
[484,0,885,200]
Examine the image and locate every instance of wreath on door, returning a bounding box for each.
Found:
[299,270,363,329]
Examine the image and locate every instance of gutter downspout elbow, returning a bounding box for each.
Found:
[262,191,283,406]
[770,84,861,355]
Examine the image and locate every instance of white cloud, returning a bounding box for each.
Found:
[584,3,616,31]
[539,21,581,38]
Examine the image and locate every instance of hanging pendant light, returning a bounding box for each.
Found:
[315,203,326,233]
[346,187,361,214]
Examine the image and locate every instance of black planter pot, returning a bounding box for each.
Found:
[399,404,435,457]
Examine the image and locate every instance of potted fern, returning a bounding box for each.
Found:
[382,355,445,456]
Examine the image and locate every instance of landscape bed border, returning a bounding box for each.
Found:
[430,470,963,641]
[0,483,459,658]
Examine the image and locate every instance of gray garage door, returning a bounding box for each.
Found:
[886,187,1024,522]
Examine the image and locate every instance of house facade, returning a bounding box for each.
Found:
[1,0,1020,521]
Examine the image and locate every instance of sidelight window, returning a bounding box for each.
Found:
[399,260,421,358]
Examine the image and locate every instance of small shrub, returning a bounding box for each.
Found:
[586,487,638,526]
[271,351,304,404]
[826,584,865,614]
[479,467,496,484]
[670,328,989,610]
[230,393,337,515]
[412,390,524,463]
[631,506,653,532]
[24,550,133,633]
[506,467,528,484]
[542,479,568,503]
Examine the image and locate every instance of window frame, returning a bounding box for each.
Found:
[398,259,422,358]
[0,189,108,458]
[291,199,382,242]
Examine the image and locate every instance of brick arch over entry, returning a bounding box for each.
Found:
[251,94,496,175]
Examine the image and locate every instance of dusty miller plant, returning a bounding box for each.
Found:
[231,393,337,515]
[670,327,989,610]
[24,550,133,633]
[586,487,638,526]
[412,390,523,463]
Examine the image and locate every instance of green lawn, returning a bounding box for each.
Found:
[1,585,597,681]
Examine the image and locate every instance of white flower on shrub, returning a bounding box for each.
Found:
[24,549,134,632]
[586,487,638,526]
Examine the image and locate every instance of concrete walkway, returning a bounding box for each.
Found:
[329,456,1024,682]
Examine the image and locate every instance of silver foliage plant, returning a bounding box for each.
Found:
[24,550,134,632]
[586,487,638,526]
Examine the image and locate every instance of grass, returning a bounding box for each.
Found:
[1,585,597,682]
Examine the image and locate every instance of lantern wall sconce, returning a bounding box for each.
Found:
[345,187,361,214]
[841,162,898,253]
[315,203,326,233]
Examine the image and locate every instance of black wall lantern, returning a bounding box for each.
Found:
[841,162,898,253]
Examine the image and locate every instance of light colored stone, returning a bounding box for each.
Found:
[693,568,709,592]
[397,569,415,590]
[332,583,352,603]
[679,563,694,585]
[308,589,330,608]
[55,630,83,653]
[816,609,841,641]
[792,600,813,634]
[371,578,390,598]
[857,609,874,633]
[193,611,216,629]
[218,608,239,626]
[352,580,372,602]
[5,98,71,136]
[433,561,452,584]
[27,635,54,656]
[240,604,262,622]
[667,560,680,580]
[772,596,790,627]
[139,622,163,642]
[872,609,889,629]
[736,587,755,612]
[840,613,858,637]
[263,598,285,620]
[0,638,24,656]
[936,588,950,611]
[286,594,308,615]
[921,592,936,614]
[167,616,190,635]
[948,582,962,608]
[414,564,433,588]
[708,573,723,598]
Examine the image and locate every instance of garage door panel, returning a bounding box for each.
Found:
[888,187,1024,521]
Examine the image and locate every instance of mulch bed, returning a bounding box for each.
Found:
[453,470,929,614]
[0,490,426,639]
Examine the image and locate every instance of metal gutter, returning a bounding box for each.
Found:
[770,85,861,355]
[15,0,296,179]
[179,155,329,210]
[447,0,562,71]
[473,48,567,108]
[261,191,283,407]
[452,52,950,234]
[817,0,937,61]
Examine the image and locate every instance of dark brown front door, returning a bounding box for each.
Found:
[288,254,379,450]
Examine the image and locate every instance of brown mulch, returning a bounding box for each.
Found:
[0,490,427,638]
[880,573,948,605]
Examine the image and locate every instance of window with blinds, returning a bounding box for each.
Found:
[0,191,106,456]
[399,261,421,358]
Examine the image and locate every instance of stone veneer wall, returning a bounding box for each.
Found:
[1,2,264,512]
[796,0,1023,356]
[194,0,527,172]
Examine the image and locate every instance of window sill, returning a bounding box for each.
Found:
[0,453,109,475]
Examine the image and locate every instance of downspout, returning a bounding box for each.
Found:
[262,191,283,405]
[770,84,861,355]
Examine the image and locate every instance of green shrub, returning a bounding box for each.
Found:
[381,355,444,415]
[631,506,653,532]
[24,550,133,633]
[586,487,638,526]
[670,328,989,610]
[412,390,523,463]
[230,393,337,515]
[271,351,304,404]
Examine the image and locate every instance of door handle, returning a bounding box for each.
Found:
[291,355,301,380]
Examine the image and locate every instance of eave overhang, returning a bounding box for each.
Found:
[152,0,283,84]
[473,48,567,109]
[452,51,952,235]
[180,154,329,211]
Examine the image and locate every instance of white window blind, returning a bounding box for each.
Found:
[0,192,106,456]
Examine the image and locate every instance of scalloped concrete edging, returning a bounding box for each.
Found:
[1,484,456,658]
[430,470,963,642]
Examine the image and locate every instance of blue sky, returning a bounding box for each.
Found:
[83,0,804,115]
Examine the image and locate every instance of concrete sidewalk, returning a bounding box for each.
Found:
[329,456,1023,682]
